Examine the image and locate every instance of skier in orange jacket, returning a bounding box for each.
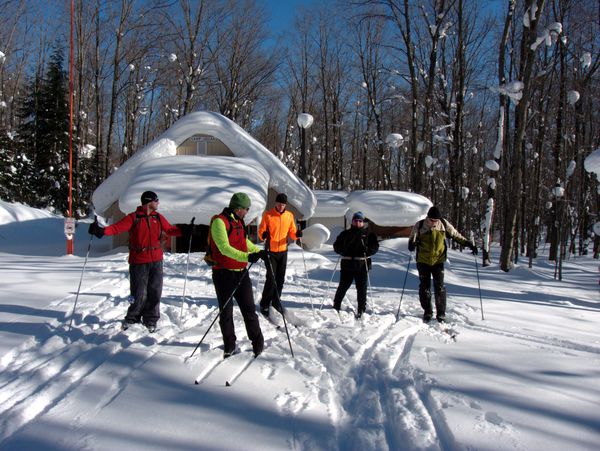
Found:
[257,193,301,317]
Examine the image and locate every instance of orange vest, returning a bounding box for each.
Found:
[258,208,297,252]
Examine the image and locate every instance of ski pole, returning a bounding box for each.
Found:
[189,262,255,359]
[254,260,265,295]
[68,229,94,331]
[474,252,484,320]
[395,252,412,321]
[298,237,315,313]
[179,217,195,321]
[264,253,294,358]
[363,252,374,312]
[321,255,341,310]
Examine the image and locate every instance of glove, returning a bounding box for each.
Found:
[261,231,268,240]
[88,221,105,239]
[295,229,303,238]
[408,238,420,252]
[179,224,191,237]
[467,240,478,255]
[248,250,268,263]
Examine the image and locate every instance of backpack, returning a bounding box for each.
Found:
[203,214,233,266]
[415,217,449,259]
[129,211,164,253]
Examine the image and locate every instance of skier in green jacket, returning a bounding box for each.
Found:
[408,206,477,323]
[208,192,266,358]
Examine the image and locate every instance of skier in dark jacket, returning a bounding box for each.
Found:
[88,190,182,332]
[332,211,379,318]
[408,206,477,323]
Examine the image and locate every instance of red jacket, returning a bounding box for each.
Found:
[104,206,181,264]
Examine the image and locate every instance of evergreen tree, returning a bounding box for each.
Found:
[17,45,71,213]
[40,45,71,214]
[0,128,32,202]
[14,73,43,207]
[0,129,16,201]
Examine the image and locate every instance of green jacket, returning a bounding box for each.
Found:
[409,218,470,266]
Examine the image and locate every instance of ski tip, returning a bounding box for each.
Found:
[225,381,231,387]
[194,380,199,385]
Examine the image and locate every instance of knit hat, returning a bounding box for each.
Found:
[141,191,158,205]
[352,211,365,221]
[229,192,251,210]
[275,193,288,204]
[427,206,441,220]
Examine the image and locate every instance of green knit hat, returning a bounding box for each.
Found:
[229,192,251,210]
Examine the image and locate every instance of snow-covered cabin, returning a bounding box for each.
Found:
[92,111,316,252]
[308,190,432,242]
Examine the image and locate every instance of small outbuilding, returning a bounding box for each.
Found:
[92,111,316,252]
[308,190,432,242]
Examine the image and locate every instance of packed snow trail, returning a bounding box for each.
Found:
[1,240,599,450]
[0,249,504,449]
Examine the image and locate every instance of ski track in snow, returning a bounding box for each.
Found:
[0,250,598,449]
[0,255,216,444]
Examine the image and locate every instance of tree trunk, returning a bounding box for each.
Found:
[499,0,547,272]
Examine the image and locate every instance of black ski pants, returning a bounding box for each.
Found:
[126,260,163,327]
[416,262,447,318]
[260,251,287,313]
[333,268,368,314]
[212,268,264,355]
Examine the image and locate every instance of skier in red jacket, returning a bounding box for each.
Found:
[89,191,182,332]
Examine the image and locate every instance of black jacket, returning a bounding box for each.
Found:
[333,226,379,271]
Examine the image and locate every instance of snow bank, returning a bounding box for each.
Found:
[0,199,57,226]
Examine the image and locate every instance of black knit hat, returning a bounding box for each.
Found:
[427,206,441,220]
[141,191,158,205]
[275,193,288,204]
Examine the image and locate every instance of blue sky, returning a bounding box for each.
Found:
[263,0,504,37]
[264,0,316,35]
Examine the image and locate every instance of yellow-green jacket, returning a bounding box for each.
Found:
[408,218,470,266]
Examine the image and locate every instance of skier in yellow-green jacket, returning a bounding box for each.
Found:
[209,192,266,358]
[408,206,477,323]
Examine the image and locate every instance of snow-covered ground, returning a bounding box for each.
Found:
[0,200,599,450]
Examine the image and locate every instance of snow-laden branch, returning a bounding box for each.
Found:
[494,82,524,105]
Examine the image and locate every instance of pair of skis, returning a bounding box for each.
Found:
[193,307,296,387]
[194,349,259,387]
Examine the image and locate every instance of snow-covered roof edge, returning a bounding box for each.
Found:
[92,111,316,218]
[346,190,432,226]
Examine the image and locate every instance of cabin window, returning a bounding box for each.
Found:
[196,141,207,155]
